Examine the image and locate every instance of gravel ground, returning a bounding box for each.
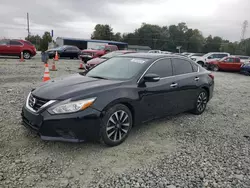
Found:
[0,57,250,188]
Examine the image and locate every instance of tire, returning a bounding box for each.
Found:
[100,104,133,146]
[191,89,208,115]
[197,61,205,67]
[23,51,31,59]
[212,65,219,71]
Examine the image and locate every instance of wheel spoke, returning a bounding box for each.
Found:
[107,126,115,131]
[122,123,130,127]
[114,112,119,122]
[122,114,128,123]
[121,128,128,133]
[113,130,118,141]
[109,116,116,124]
[108,130,116,138]
[118,130,122,140]
[119,111,125,121]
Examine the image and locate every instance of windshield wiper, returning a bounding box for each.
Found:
[89,76,107,80]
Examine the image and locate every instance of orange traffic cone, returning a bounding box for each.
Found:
[43,64,51,82]
[19,52,25,62]
[54,51,59,61]
[50,60,57,71]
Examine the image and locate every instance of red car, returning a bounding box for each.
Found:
[0,39,36,59]
[79,44,118,62]
[206,56,242,71]
[85,50,136,70]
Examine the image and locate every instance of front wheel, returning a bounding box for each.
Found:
[100,104,133,146]
[212,65,219,71]
[191,89,208,115]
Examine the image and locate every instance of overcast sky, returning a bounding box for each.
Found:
[0,0,249,42]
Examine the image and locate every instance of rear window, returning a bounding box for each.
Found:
[23,41,33,46]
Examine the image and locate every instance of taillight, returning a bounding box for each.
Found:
[209,73,214,80]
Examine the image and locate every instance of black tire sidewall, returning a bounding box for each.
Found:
[212,65,219,71]
[100,104,133,146]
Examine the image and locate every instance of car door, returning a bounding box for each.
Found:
[171,58,199,113]
[10,40,23,55]
[218,57,231,70]
[233,58,242,71]
[0,39,10,55]
[138,58,179,121]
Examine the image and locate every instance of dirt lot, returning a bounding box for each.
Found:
[0,57,250,188]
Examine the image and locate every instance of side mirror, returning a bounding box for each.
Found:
[143,74,160,82]
[207,56,212,59]
[105,49,111,53]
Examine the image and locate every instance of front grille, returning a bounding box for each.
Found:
[28,94,49,111]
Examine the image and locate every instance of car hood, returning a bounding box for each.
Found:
[87,57,106,65]
[32,74,123,100]
[46,48,61,52]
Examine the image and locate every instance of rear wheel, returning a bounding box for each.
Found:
[191,89,208,115]
[100,104,133,146]
[23,51,31,59]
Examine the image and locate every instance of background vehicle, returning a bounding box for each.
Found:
[86,50,136,70]
[22,53,214,146]
[56,37,128,50]
[79,44,118,62]
[46,45,81,59]
[234,55,250,63]
[240,62,250,75]
[148,50,161,53]
[0,39,36,59]
[206,56,242,71]
[188,53,204,59]
[194,52,230,67]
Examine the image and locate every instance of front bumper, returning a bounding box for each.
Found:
[21,105,102,142]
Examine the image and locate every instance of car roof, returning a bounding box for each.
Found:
[120,52,187,60]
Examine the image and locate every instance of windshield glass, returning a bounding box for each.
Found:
[91,45,105,50]
[86,57,149,80]
[102,51,124,59]
[219,57,228,61]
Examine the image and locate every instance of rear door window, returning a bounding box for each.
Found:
[10,40,23,46]
[172,58,194,75]
[146,58,173,77]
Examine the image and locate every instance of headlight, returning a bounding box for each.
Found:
[49,98,96,114]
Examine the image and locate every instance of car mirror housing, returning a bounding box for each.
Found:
[143,74,160,82]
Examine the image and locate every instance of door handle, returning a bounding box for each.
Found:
[195,77,199,81]
[170,83,178,87]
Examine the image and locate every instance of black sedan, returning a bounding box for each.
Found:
[46,45,81,59]
[21,53,214,146]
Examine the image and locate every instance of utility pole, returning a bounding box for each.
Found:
[27,12,30,40]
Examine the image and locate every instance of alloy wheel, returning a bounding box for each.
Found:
[23,52,30,59]
[106,110,130,142]
[197,92,207,112]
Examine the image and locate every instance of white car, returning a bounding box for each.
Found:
[148,50,161,53]
[191,52,230,67]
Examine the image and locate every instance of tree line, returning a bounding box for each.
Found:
[26,22,250,56]
[91,23,250,56]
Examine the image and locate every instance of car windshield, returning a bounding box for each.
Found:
[219,57,228,61]
[91,45,105,50]
[86,57,149,80]
[101,51,125,59]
